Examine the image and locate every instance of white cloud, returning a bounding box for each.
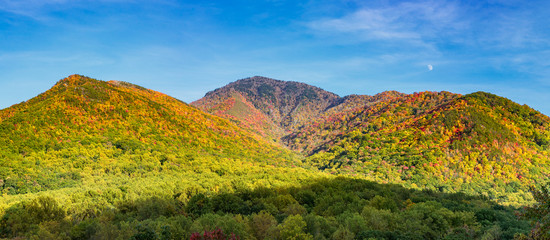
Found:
[427,64,433,71]
[307,1,465,42]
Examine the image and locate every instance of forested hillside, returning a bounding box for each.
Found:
[0,75,303,195]
[287,91,550,205]
[197,77,550,206]
[0,75,322,238]
[0,75,545,239]
[192,76,340,140]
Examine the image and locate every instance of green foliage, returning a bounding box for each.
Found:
[0,196,65,236]
[250,211,277,240]
[277,215,313,240]
[0,75,300,195]
[287,91,550,206]
[0,177,531,239]
[520,183,550,239]
[71,218,99,240]
[131,224,158,240]
[0,75,545,239]
[187,194,213,218]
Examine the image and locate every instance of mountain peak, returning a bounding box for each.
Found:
[107,80,148,91]
[193,76,342,138]
[234,75,305,86]
[242,76,280,82]
[47,75,152,101]
[205,76,339,98]
[55,74,96,86]
[0,74,299,197]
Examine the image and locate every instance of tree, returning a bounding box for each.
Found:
[250,211,277,240]
[187,194,212,218]
[277,215,313,240]
[521,183,550,239]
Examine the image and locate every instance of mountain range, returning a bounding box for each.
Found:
[0,74,548,239]
[193,76,550,205]
[2,74,547,203]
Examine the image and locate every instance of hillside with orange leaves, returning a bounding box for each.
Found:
[0,75,303,194]
[0,75,542,239]
[196,77,550,205]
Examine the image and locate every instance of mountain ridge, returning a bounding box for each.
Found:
[1,74,541,239]
[2,74,550,205]
[0,74,303,195]
[195,76,550,205]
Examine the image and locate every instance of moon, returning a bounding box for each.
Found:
[427,64,433,71]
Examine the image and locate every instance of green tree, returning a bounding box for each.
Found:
[250,211,277,240]
[277,215,313,240]
[187,194,212,218]
[521,183,550,239]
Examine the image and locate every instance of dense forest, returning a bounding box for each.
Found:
[0,75,548,239]
[0,177,534,239]
[286,91,550,206]
[196,77,550,207]
[0,75,299,195]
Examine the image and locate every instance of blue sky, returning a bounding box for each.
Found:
[1,0,549,115]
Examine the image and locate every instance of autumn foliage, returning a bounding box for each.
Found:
[194,77,550,206]
[0,75,548,238]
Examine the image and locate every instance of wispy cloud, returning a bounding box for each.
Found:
[476,9,550,50]
[0,0,73,21]
[0,0,148,22]
[307,1,465,43]
[306,0,550,84]
[306,0,548,51]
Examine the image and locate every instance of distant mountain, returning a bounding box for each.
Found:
[192,77,411,142]
[0,75,300,194]
[196,77,550,205]
[192,76,340,140]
